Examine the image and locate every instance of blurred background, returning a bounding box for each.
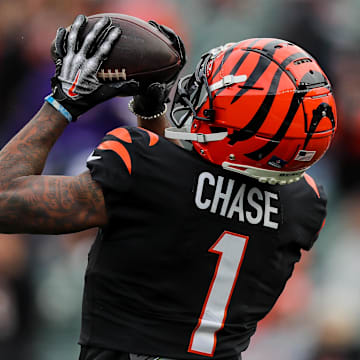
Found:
[0,0,359,359]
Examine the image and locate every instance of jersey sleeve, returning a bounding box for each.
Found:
[281,173,327,252]
[86,126,160,193]
[302,173,327,250]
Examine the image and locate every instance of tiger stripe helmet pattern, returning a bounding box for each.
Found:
[167,38,337,185]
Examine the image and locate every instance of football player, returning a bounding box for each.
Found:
[0,14,336,360]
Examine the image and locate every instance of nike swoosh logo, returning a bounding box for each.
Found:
[68,70,81,97]
[87,153,102,162]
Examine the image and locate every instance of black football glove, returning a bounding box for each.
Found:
[46,14,140,122]
[131,20,186,118]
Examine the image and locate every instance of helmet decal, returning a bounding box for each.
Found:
[245,69,332,161]
[245,91,306,160]
[295,150,316,162]
[215,39,285,100]
[230,41,286,102]
[213,39,259,98]
[227,52,307,144]
[303,102,335,149]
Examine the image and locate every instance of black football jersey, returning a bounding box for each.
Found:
[82,127,327,360]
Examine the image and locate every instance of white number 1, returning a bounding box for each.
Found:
[188,231,248,356]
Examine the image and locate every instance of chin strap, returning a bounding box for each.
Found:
[222,162,306,185]
[165,127,228,143]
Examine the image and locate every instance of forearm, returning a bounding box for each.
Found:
[0,173,105,234]
[0,103,68,190]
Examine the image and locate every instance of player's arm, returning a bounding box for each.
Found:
[0,15,139,234]
[0,103,106,233]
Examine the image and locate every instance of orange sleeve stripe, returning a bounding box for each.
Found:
[304,173,320,198]
[108,128,132,143]
[316,218,326,236]
[139,127,159,146]
[98,140,132,174]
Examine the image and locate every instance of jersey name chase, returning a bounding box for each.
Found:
[194,171,280,229]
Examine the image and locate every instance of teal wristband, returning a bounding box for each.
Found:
[44,95,73,123]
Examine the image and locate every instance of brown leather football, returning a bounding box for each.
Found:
[52,13,182,85]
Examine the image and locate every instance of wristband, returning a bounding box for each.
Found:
[45,95,73,123]
[128,99,167,120]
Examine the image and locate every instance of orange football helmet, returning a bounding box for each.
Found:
[166,38,337,185]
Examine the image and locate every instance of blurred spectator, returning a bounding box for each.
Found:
[331,51,360,193]
[0,234,35,360]
[33,230,94,360]
[276,0,333,75]
[309,193,360,360]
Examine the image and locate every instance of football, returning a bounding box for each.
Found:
[52,13,182,85]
